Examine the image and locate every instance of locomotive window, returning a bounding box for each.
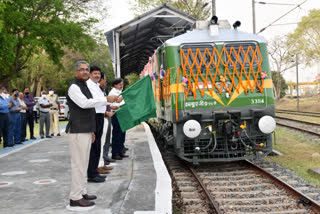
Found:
[224,42,261,68]
[180,44,216,72]
[162,51,167,71]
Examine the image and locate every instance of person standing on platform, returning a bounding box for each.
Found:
[86,67,113,182]
[23,87,36,140]
[8,89,22,146]
[38,90,52,139]
[99,72,117,165]
[66,61,117,208]
[109,78,128,160]
[18,92,28,142]
[0,87,10,147]
[47,88,61,136]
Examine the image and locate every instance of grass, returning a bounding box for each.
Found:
[268,95,320,187]
[276,96,320,112]
[266,128,320,186]
[0,119,68,150]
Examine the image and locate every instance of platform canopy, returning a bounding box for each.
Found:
[105,4,197,78]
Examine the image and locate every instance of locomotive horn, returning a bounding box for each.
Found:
[233,21,241,29]
[210,16,218,25]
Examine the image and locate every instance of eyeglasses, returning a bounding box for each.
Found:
[78,68,89,72]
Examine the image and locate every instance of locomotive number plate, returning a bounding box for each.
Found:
[251,99,265,105]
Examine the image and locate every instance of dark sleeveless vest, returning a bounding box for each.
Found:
[66,78,96,133]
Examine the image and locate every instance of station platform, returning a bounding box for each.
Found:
[0,122,172,214]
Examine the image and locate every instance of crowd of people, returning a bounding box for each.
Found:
[1,60,127,209]
[66,60,127,208]
[0,86,61,147]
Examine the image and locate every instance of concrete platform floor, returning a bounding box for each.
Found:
[0,122,171,214]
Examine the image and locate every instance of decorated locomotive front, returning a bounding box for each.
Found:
[143,20,275,164]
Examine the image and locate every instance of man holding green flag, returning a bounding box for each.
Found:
[116,75,156,132]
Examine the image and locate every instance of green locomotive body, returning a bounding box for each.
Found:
[142,20,275,164]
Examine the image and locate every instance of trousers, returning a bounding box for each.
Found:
[39,112,50,137]
[20,113,27,141]
[8,112,21,145]
[68,133,92,200]
[87,114,104,178]
[103,117,112,161]
[0,113,9,146]
[111,116,126,157]
[49,110,60,135]
[26,110,35,138]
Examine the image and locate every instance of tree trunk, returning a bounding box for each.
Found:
[276,71,281,101]
[36,76,43,97]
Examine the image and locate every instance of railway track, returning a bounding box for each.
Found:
[276,110,320,118]
[275,116,320,137]
[166,155,320,214]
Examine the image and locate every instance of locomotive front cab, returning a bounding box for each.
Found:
[167,32,275,164]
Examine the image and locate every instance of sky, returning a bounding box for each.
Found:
[102,0,320,82]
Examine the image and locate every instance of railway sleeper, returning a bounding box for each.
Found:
[206,183,276,191]
[199,173,261,180]
[220,202,310,213]
[202,178,273,186]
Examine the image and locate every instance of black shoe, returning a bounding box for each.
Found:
[46,136,52,138]
[82,194,97,200]
[105,158,115,163]
[124,147,129,151]
[31,137,36,140]
[97,175,106,179]
[87,176,105,183]
[41,136,44,139]
[70,198,95,207]
[15,142,23,144]
[57,133,61,136]
[112,156,122,160]
[120,154,129,158]
[51,134,54,136]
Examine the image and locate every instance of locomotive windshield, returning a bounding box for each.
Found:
[224,42,261,69]
[180,44,216,72]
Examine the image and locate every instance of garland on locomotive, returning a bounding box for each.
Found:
[142,18,276,164]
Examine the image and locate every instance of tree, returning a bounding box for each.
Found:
[271,71,287,99]
[287,9,320,64]
[130,0,211,20]
[0,0,98,86]
[268,35,295,100]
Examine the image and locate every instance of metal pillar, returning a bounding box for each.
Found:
[252,0,256,34]
[296,55,299,111]
[212,0,216,16]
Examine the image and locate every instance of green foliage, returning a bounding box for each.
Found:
[0,0,97,86]
[287,9,320,64]
[271,71,287,98]
[130,0,211,20]
[125,73,140,88]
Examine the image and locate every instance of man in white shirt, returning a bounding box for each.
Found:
[47,88,61,136]
[86,66,113,182]
[66,61,117,209]
[38,90,52,139]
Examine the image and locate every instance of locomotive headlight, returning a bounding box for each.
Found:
[258,116,276,134]
[183,120,201,138]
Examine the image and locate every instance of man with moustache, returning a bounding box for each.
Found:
[66,61,117,209]
[86,66,114,182]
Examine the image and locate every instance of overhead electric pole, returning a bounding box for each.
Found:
[212,0,216,16]
[252,0,256,34]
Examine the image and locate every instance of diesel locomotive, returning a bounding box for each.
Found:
[141,18,276,164]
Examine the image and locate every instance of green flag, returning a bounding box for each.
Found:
[116,75,157,132]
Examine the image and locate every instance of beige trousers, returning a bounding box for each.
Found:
[49,110,60,135]
[68,133,92,200]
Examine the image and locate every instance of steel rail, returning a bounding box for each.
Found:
[187,166,222,214]
[275,116,320,127]
[276,110,320,118]
[245,160,320,213]
[276,121,320,137]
